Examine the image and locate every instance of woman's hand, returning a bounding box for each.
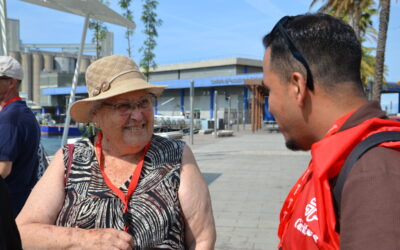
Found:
[80,228,134,250]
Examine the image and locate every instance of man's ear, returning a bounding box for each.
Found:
[289,72,307,107]
[9,78,18,90]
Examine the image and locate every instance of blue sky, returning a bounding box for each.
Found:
[7,0,400,113]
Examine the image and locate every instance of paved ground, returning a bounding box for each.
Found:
[182,129,311,250]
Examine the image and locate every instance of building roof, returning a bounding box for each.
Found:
[150,57,262,72]
[381,83,400,93]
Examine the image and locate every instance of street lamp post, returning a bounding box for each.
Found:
[189,80,194,145]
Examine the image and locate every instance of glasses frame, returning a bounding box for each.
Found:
[101,93,157,116]
[271,16,314,91]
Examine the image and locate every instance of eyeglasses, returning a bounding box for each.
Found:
[102,94,156,116]
[271,16,314,91]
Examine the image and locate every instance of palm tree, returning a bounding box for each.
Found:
[372,0,391,102]
[310,0,364,40]
[310,0,377,87]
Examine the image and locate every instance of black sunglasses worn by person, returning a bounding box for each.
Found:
[270,16,314,91]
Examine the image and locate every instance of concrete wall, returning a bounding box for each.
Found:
[6,19,20,52]
[180,66,236,79]
[40,72,85,88]
[20,52,32,99]
[39,72,59,88]
[32,53,43,104]
[43,54,55,72]
[80,58,90,73]
[149,71,179,81]
[54,56,75,73]
[148,65,239,82]
[236,65,263,74]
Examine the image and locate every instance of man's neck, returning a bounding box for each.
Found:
[312,96,368,142]
[0,93,20,108]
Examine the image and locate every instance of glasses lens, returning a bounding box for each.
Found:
[115,103,131,114]
[104,94,157,116]
[138,98,151,110]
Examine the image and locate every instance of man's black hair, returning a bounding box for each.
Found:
[263,13,365,95]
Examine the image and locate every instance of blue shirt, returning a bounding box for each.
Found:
[0,100,40,217]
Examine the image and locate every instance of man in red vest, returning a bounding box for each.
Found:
[262,14,400,249]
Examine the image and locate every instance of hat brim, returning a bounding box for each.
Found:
[70,78,167,123]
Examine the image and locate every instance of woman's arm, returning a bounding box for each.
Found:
[179,145,216,250]
[16,149,133,250]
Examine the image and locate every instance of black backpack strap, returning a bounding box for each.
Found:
[332,131,400,231]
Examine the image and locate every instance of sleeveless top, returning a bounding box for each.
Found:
[55,135,186,249]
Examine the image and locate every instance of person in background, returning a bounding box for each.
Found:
[0,176,22,250]
[0,56,40,218]
[262,13,400,249]
[17,55,216,250]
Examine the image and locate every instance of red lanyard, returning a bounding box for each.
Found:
[278,109,356,238]
[95,131,151,231]
[279,166,312,237]
[325,109,356,137]
[1,96,21,111]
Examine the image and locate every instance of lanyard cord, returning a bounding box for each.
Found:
[1,96,21,111]
[95,131,151,231]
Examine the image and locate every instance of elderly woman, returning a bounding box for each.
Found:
[16,55,216,250]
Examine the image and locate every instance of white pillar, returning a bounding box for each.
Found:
[189,80,194,145]
[0,0,7,56]
[62,14,90,146]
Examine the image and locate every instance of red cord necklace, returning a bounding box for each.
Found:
[95,131,151,232]
[1,96,22,111]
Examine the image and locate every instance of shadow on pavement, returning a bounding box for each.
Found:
[202,172,222,185]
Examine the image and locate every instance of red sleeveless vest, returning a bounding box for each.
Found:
[278,117,400,249]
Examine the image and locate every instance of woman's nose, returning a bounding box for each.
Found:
[128,109,144,120]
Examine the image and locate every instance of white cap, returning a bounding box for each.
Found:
[0,56,23,80]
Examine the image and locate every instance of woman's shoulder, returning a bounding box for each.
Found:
[148,135,186,163]
[61,137,94,159]
[151,134,185,149]
[63,137,93,149]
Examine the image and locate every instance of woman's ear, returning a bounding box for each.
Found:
[91,109,99,127]
[289,72,308,107]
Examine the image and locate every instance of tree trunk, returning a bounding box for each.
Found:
[373,0,391,102]
[352,0,362,41]
[127,29,132,58]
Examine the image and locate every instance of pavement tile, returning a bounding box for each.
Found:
[181,130,310,249]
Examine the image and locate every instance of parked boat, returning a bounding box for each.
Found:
[40,124,81,136]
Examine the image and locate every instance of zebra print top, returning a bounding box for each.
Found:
[55,135,186,249]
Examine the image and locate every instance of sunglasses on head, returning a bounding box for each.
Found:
[271,16,314,91]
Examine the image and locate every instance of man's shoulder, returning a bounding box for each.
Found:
[0,102,37,125]
[340,146,400,249]
[351,146,400,175]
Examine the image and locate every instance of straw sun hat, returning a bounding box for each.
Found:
[70,55,167,123]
